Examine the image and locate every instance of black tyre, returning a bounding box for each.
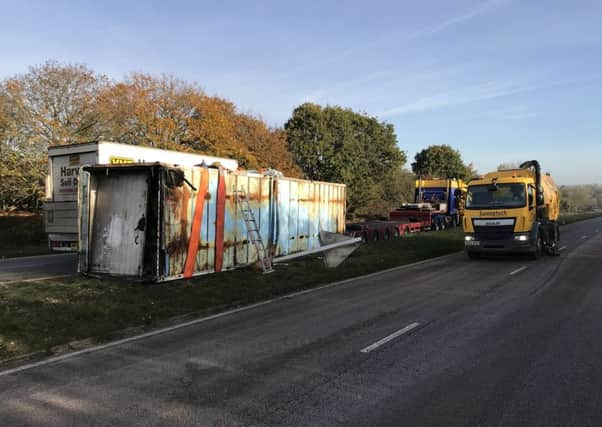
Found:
[372,232,379,242]
[384,230,391,240]
[467,251,480,260]
[392,228,400,238]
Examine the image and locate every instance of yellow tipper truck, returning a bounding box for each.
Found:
[463,160,560,259]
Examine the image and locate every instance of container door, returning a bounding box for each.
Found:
[89,172,148,276]
[78,169,90,273]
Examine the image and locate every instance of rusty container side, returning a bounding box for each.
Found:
[288,180,301,253]
[224,173,250,269]
[272,178,345,257]
[222,173,237,270]
[219,172,274,270]
[162,167,219,280]
[296,180,310,253]
[307,182,319,249]
[191,167,218,274]
[233,174,250,267]
[162,170,193,278]
[276,179,289,255]
[245,175,259,264]
[203,168,219,273]
[258,175,273,255]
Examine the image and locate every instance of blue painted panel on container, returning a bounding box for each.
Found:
[288,180,300,252]
[277,179,289,255]
[204,168,218,272]
[296,181,310,252]
[307,183,319,249]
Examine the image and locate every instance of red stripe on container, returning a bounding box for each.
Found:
[184,168,209,278]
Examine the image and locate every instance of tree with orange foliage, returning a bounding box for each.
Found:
[2,62,302,211]
[98,73,300,174]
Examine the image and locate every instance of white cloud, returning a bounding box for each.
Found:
[484,106,537,120]
[377,80,530,116]
[377,75,602,117]
[408,0,509,39]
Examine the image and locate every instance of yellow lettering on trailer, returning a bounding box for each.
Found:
[109,156,135,164]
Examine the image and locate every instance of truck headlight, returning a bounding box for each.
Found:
[465,235,475,241]
[514,234,529,241]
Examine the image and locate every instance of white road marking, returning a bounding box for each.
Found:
[559,246,567,252]
[360,322,421,353]
[509,266,528,276]
[581,235,588,239]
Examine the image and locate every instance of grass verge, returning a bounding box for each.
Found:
[0,228,464,361]
[0,215,52,258]
[558,211,602,225]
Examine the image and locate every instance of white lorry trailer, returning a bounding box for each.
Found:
[44,141,238,250]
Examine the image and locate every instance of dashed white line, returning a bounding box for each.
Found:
[509,266,528,276]
[559,246,567,252]
[581,235,588,240]
[360,322,421,353]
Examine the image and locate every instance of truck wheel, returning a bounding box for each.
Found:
[384,230,391,240]
[392,228,400,238]
[467,251,480,260]
[372,232,379,242]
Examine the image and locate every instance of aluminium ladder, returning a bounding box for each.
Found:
[234,189,274,273]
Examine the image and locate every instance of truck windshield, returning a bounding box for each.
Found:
[466,183,526,209]
[415,187,447,203]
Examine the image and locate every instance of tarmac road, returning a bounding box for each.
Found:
[1,217,601,426]
[0,253,77,284]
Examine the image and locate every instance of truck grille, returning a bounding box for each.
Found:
[474,225,515,240]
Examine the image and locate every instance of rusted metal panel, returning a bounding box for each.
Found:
[80,163,346,282]
[88,172,148,277]
[163,170,192,278]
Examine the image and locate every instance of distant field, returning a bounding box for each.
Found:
[0,215,51,258]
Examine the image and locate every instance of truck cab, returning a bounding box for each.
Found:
[463,161,560,259]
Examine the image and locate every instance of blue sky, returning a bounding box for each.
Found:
[1,0,601,184]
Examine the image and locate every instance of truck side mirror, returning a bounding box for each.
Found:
[528,194,535,209]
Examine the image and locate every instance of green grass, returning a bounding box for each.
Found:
[558,211,602,225]
[0,228,464,361]
[0,215,52,258]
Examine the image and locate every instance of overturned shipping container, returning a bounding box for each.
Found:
[78,163,346,282]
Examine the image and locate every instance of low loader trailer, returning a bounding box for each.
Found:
[345,178,467,241]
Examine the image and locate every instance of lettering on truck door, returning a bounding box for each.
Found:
[52,152,97,202]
